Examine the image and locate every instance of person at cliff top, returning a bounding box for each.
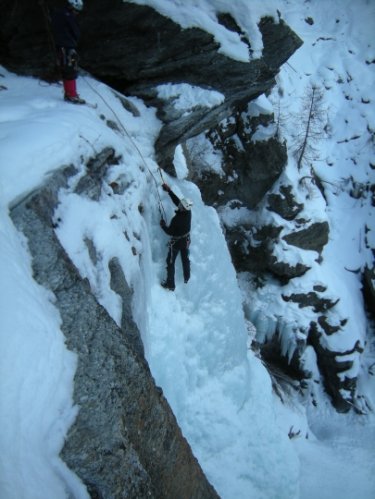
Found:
[51,0,85,104]
[160,183,193,291]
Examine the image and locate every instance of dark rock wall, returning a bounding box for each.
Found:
[0,0,51,73]
[10,165,219,499]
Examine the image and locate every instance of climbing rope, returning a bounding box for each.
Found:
[82,75,167,219]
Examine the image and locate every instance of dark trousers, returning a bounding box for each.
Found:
[57,47,79,80]
[165,237,190,288]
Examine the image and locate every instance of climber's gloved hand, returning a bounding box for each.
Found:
[162,183,170,192]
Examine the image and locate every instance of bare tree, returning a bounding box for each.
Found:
[292,84,326,170]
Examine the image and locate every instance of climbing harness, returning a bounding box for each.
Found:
[168,233,191,252]
[171,232,190,241]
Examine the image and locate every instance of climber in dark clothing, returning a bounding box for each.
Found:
[50,0,85,104]
[160,184,193,291]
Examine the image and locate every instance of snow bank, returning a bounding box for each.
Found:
[157,83,224,112]
[127,0,282,61]
[0,206,87,499]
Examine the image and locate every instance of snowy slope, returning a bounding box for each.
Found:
[1,0,375,498]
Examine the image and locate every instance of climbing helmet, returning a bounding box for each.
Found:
[68,0,84,11]
[179,198,193,211]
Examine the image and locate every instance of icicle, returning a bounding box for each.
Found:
[278,319,297,363]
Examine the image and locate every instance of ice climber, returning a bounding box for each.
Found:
[51,0,85,104]
[160,183,193,291]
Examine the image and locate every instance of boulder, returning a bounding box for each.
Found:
[282,291,339,313]
[268,258,311,281]
[267,185,304,220]
[282,221,329,253]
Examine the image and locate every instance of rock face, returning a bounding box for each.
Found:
[10,163,219,499]
[0,0,302,171]
[267,185,304,220]
[185,101,365,412]
[282,222,329,252]
[186,106,288,209]
[309,325,364,413]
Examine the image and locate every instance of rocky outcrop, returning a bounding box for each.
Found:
[282,222,329,253]
[225,224,282,274]
[267,185,303,220]
[186,107,288,209]
[224,223,311,281]
[79,4,301,169]
[282,290,338,313]
[10,159,219,499]
[309,324,364,413]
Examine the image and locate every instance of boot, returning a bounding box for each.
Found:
[64,94,86,104]
[161,281,175,291]
[63,79,85,104]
